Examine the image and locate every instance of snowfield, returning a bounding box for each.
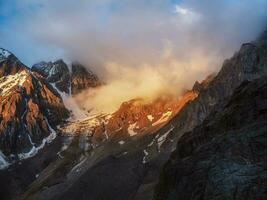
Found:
[0,70,28,96]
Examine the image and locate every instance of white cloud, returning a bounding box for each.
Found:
[175,5,189,15]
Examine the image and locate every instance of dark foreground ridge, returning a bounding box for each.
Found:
[153,76,267,199]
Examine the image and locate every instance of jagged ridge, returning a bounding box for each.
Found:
[153,76,267,200]
[0,49,69,165]
[32,60,101,95]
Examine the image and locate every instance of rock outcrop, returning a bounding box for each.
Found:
[153,76,267,200]
[32,60,71,94]
[71,62,100,94]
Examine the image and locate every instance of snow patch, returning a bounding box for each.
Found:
[18,118,57,160]
[0,70,28,96]
[104,129,109,140]
[147,115,154,121]
[152,111,172,126]
[0,151,9,170]
[157,126,174,150]
[118,140,125,145]
[128,122,138,136]
[61,136,73,151]
[71,156,87,173]
[147,140,154,147]
[142,149,149,164]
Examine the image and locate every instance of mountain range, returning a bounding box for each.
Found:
[0,31,266,200]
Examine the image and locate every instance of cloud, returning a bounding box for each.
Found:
[75,63,174,113]
[1,0,267,112]
[175,5,189,15]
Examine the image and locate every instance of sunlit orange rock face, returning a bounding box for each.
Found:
[104,91,198,137]
[0,57,69,155]
[61,90,198,144]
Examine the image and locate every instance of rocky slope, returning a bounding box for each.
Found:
[32,60,100,95]
[0,48,69,167]
[153,75,267,200]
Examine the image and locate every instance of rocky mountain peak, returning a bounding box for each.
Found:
[0,48,28,78]
[32,60,100,95]
[31,61,53,77]
[32,59,70,94]
[32,59,69,79]
[71,62,100,94]
[0,49,69,165]
[0,48,11,62]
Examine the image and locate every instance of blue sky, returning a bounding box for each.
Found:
[0,0,65,64]
[0,0,181,65]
